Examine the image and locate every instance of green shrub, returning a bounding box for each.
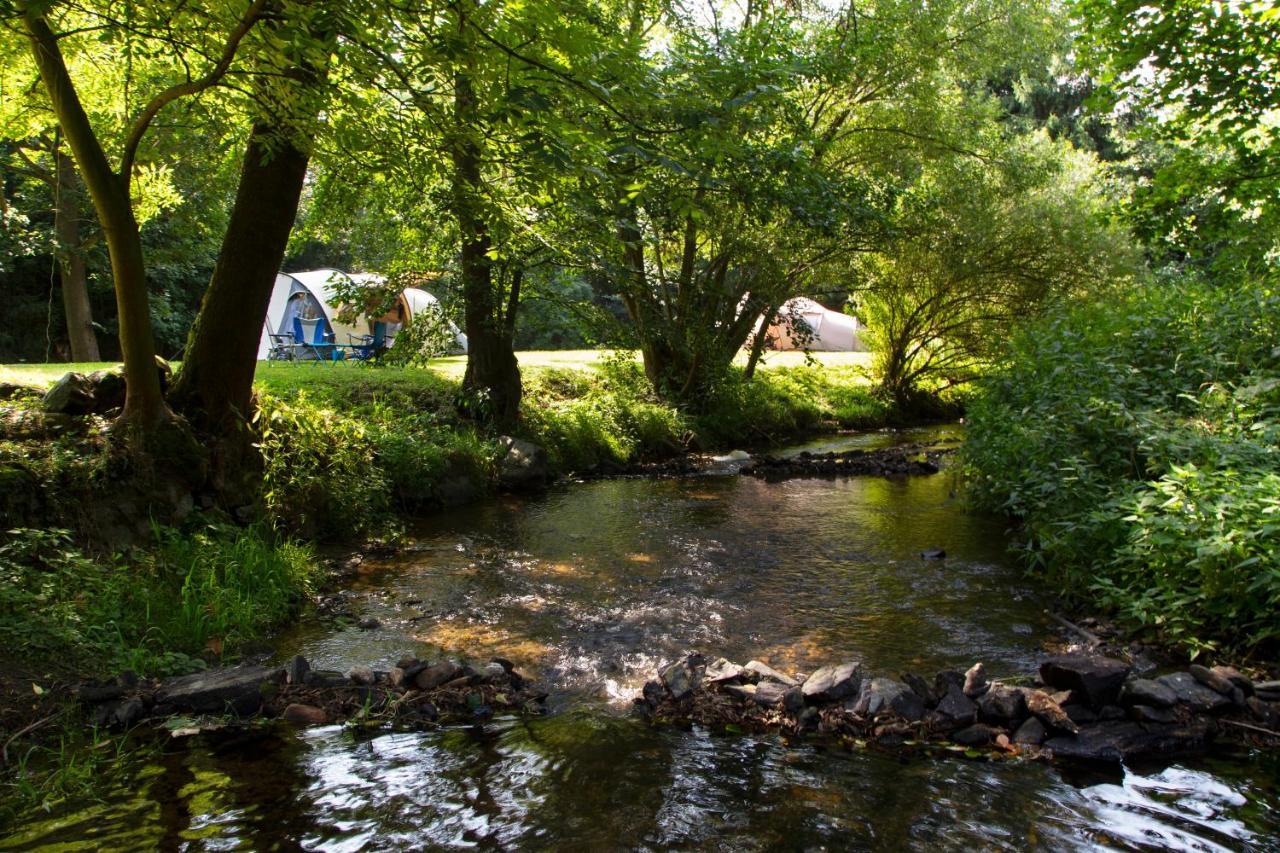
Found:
[965,276,1280,654]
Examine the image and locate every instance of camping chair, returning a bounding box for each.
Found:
[267,330,298,361]
[346,322,388,364]
[294,317,344,364]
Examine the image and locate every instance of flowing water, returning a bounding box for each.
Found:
[7,427,1279,850]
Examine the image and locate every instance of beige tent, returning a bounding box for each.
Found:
[766,297,867,351]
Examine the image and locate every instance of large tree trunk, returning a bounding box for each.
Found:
[452,69,521,430]
[170,125,309,429]
[54,150,100,362]
[23,7,166,428]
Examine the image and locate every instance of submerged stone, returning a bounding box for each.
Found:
[1044,720,1211,763]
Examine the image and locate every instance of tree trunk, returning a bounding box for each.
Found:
[54,150,100,362]
[169,124,310,429]
[452,69,521,430]
[23,7,166,428]
[743,303,779,381]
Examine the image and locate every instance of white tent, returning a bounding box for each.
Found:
[256,269,466,360]
[766,297,867,352]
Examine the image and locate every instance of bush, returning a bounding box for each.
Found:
[0,524,320,677]
[965,276,1280,654]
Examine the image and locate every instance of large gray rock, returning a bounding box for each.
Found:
[42,372,96,415]
[1156,672,1232,713]
[415,661,463,692]
[497,437,550,491]
[87,369,126,412]
[1039,654,1131,708]
[932,684,977,728]
[977,683,1026,724]
[660,653,706,700]
[1119,678,1178,709]
[704,657,746,684]
[849,677,909,717]
[744,660,797,687]
[1012,717,1047,745]
[802,661,861,705]
[155,666,282,715]
[1044,720,1211,763]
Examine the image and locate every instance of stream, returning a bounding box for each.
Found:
[6,427,1279,850]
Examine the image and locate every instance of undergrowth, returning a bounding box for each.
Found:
[965,276,1280,657]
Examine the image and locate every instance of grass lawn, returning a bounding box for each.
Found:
[2,350,876,390]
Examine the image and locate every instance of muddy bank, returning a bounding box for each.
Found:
[636,651,1280,764]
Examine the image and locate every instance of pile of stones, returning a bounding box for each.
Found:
[77,654,545,730]
[637,652,1280,763]
[744,444,949,480]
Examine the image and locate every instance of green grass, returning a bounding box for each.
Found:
[1,350,875,389]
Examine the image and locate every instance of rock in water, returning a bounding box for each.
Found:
[156,666,282,715]
[1039,654,1131,708]
[497,437,550,491]
[1013,717,1047,745]
[704,658,746,684]
[802,661,861,704]
[1044,720,1211,763]
[963,662,989,698]
[977,684,1026,724]
[415,662,463,692]
[283,703,330,725]
[1022,688,1079,734]
[1156,672,1232,713]
[744,660,798,687]
[660,653,706,700]
[952,724,999,746]
[920,548,946,560]
[1119,678,1178,709]
[286,655,310,686]
[932,685,977,728]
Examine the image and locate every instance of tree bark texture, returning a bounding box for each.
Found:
[452,69,522,430]
[54,150,100,362]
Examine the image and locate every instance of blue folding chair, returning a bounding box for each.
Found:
[347,322,388,364]
[294,317,344,363]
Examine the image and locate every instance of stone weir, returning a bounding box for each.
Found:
[637,653,1280,763]
[75,655,546,730]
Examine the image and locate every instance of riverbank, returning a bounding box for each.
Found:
[0,353,912,819]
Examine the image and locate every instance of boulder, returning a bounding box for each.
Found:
[285,655,310,686]
[962,662,989,698]
[86,369,126,412]
[1119,678,1178,709]
[1130,704,1178,724]
[704,657,746,684]
[744,660,797,687]
[902,672,937,705]
[952,724,999,746]
[1012,717,1047,745]
[1044,720,1211,763]
[282,703,330,725]
[1039,654,1131,708]
[934,670,964,697]
[849,678,909,717]
[932,684,977,728]
[1022,688,1079,734]
[497,437,551,491]
[155,666,282,715]
[1156,672,1232,713]
[976,683,1026,724]
[753,681,799,710]
[42,372,95,415]
[660,653,706,700]
[890,689,927,722]
[1210,666,1253,696]
[1189,664,1236,696]
[802,661,861,705]
[415,661,463,692]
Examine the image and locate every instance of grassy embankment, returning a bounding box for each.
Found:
[965,279,1280,659]
[0,349,882,681]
